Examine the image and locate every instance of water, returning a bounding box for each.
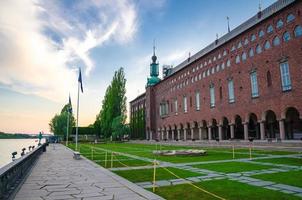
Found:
[0,138,45,168]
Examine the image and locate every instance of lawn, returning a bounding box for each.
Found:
[152,179,301,200]
[114,167,202,182]
[252,170,302,188]
[254,157,302,166]
[193,161,274,173]
[66,142,302,200]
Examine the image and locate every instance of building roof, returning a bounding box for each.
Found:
[129,92,146,104]
[168,0,296,77]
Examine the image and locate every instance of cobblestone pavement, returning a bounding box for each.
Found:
[14,144,164,200]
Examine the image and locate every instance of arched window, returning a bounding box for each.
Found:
[204,61,207,66]
[267,71,272,87]
[256,44,262,54]
[231,45,236,51]
[227,59,231,67]
[237,41,242,49]
[249,48,254,57]
[286,14,295,23]
[264,41,271,50]
[242,52,247,61]
[235,55,240,63]
[218,53,221,59]
[216,65,220,72]
[211,67,215,74]
[244,38,249,45]
[251,34,256,42]
[267,25,274,33]
[273,36,280,46]
[294,25,302,37]
[259,30,265,37]
[208,59,212,64]
[221,62,225,70]
[223,50,227,56]
[283,31,291,42]
[276,19,283,29]
[213,56,217,61]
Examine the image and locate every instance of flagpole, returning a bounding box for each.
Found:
[66,111,70,146]
[76,80,80,151]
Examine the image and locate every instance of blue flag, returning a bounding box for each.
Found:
[68,94,73,114]
[78,68,83,93]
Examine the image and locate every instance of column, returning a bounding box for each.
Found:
[199,127,202,140]
[218,125,222,141]
[158,131,161,140]
[184,128,187,141]
[191,128,194,140]
[244,122,248,140]
[177,129,180,140]
[150,131,152,140]
[279,119,285,140]
[162,130,165,140]
[230,124,234,139]
[260,121,265,140]
[166,130,169,140]
[208,127,212,140]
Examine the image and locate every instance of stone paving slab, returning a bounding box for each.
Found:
[13,144,163,200]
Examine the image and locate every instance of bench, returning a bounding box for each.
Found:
[73,151,81,160]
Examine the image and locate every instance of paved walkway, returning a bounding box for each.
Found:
[14,144,163,200]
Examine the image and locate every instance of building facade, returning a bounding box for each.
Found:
[129,93,146,139]
[132,0,302,141]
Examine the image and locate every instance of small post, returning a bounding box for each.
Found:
[91,147,94,160]
[232,144,235,159]
[249,143,252,160]
[105,151,108,168]
[111,152,113,168]
[153,159,157,192]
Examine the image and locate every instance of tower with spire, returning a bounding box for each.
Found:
[147,43,161,87]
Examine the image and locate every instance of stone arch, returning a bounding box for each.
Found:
[284,107,302,140]
[248,113,260,139]
[265,110,279,139]
[222,117,231,140]
[234,115,244,139]
[211,119,219,140]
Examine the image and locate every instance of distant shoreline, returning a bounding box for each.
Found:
[0,132,37,139]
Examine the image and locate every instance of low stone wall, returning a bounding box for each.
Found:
[0,143,47,200]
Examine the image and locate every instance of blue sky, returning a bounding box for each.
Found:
[0,0,275,134]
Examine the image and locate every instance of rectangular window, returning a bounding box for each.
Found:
[228,79,235,103]
[174,99,178,114]
[183,96,188,113]
[250,71,259,98]
[280,62,292,91]
[210,86,215,108]
[195,92,200,110]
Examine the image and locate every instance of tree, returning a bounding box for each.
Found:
[95,67,127,138]
[49,103,76,138]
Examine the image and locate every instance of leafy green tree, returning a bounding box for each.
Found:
[95,67,127,138]
[49,103,75,138]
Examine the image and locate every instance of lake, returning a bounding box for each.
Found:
[0,138,45,168]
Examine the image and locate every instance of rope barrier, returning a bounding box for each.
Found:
[160,166,226,200]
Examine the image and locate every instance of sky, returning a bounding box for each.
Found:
[0,0,276,134]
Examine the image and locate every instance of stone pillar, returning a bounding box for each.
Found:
[279,119,285,140]
[177,129,180,140]
[166,130,169,140]
[260,121,265,140]
[191,128,194,140]
[150,131,153,140]
[230,124,234,139]
[244,122,248,140]
[199,127,202,140]
[208,127,212,140]
[161,130,164,140]
[218,125,222,141]
[184,128,187,141]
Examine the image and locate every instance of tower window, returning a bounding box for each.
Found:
[273,36,280,46]
[294,25,302,37]
[283,31,291,42]
[267,71,272,87]
[286,13,295,23]
[276,19,284,29]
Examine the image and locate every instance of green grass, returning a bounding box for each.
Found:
[114,167,202,182]
[252,170,302,188]
[151,179,301,200]
[193,161,274,173]
[254,157,302,166]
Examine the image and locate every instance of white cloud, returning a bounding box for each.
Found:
[0,0,137,102]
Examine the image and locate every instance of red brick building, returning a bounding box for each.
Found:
[131,0,302,141]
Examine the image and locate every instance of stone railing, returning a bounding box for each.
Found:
[0,143,47,200]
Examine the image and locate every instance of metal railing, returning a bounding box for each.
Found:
[0,143,47,200]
